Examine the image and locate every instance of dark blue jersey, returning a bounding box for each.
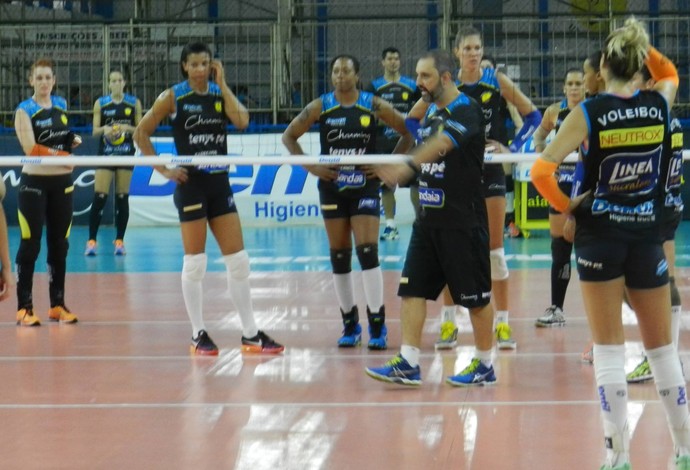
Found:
[318,91,378,193]
[368,76,419,151]
[417,93,486,228]
[97,93,138,156]
[577,90,670,240]
[16,95,72,151]
[555,99,576,183]
[457,68,508,146]
[171,81,228,174]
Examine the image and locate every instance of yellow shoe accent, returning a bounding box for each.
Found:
[435,321,459,349]
[48,306,78,324]
[16,308,41,327]
[495,322,517,350]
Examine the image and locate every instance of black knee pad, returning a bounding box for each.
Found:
[115,193,129,208]
[330,248,352,274]
[670,276,681,308]
[551,236,573,279]
[91,192,108,214]
[115,193,130,218]
[356,243,379,270]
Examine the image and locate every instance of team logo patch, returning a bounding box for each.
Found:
[358,198,378,209]
[418,188,445,208]
[599,125,664,148]
[215,101,222,113]
[672,133,683,148]
[481,92,492,103]
[336,170,366,190]
[596,147,660,197]
[125,107,132,116]
[402,92,409,101]
[61,114,68,125]
[359,115,371,127]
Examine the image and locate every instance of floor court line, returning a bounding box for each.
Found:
[2,224,689,469]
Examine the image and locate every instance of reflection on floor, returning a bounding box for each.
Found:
[2,223,689,469]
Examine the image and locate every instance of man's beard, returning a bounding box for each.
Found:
[421,83,444,103]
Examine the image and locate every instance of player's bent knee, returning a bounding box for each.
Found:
[356,243,379,270]
[225,250,250,280]
[182,253,207,281]
[330,248,352,274]
[490,248,509,280]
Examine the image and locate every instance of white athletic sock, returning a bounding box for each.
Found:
[400,345,420,368]
[505,192,515,213]
[647,344,690,454]
[361,267,384,313]
[223,254,258,338]
[475,348,493,368]
[441,305,457,325]
[496,310,509,325]
[593,344,629,467]
[672,305,682,349]
[333,272,356,312]
[181,257,205,337]
[385,219,396,228]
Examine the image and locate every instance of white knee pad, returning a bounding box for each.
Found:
[0,175,6,201]
[224,250,250,280]
[490,248,509,281]
[182,253,207,282]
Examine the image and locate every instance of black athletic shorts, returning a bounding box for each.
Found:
[483,163,506,198]
[318,180,380,219]
[660,211,681,242]
[574,235,668,289]
[96,166,134,172]
[397,221,492,308]
[173,172,237,222]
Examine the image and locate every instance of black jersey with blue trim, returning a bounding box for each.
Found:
[368,76,419,147]
[417,93,486,228]
[577,89,670,238]
[171,81,228,174]
[16,96,72,151]
[457,68,508,145]
[662,114,684,217]
[554,98,576,182]
[97,93,138,156]
[319,91,378,192]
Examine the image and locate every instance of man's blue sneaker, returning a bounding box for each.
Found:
[338,323,362,347]
[367,324,388,350]
[365,354,421,386]
[380,226,399,241]
[446,357,497,387]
